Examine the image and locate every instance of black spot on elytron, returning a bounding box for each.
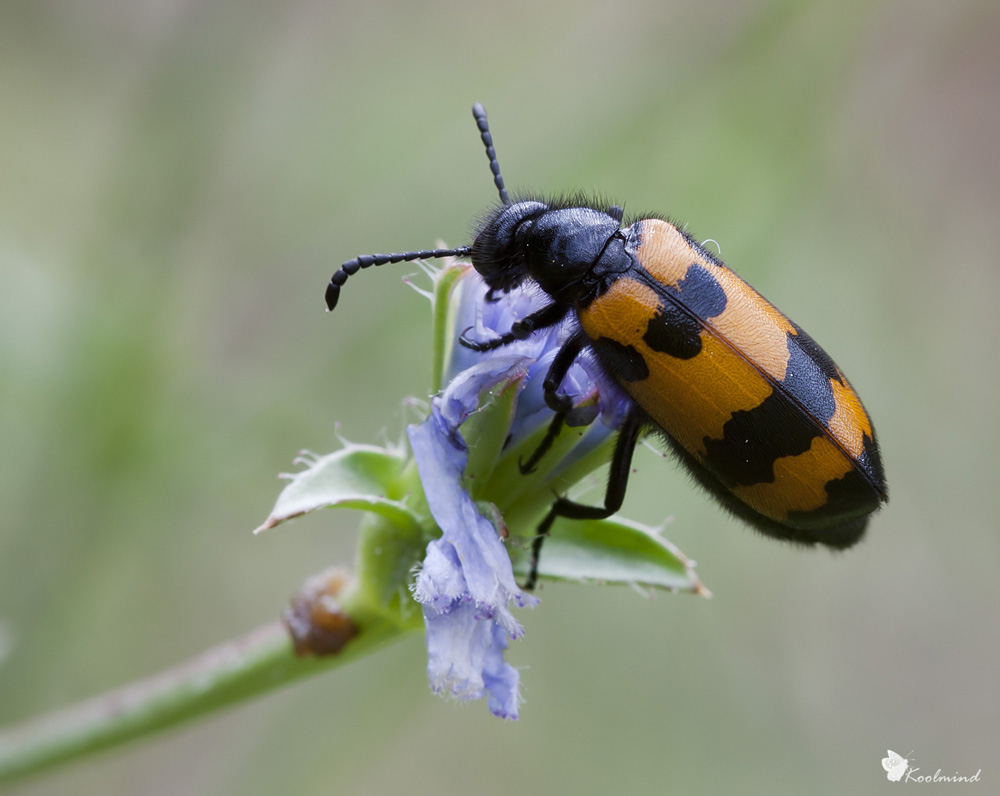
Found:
[672,262,728,320]
[590,337,650,382]
[653,427,866,548]
[789,321,842,383]
[821,468,882,518]
[701,389,821,487]
[641,262,727,360]
[643,300,702,359]
[786,467,880,546]
[781,332,836,426]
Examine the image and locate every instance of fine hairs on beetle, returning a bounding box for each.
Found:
[326,104,887,589]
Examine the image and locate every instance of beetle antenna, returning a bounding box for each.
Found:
[326,246,472,311]
[472,103,510,206]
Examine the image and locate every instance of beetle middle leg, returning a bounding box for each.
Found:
[518,331,587,474]
[522,409,644,591]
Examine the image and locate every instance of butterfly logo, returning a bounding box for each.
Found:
[882,750,911,782]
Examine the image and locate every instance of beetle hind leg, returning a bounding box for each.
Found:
[522,410,644,590]
[519,413,567,474]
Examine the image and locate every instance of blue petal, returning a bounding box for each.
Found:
[409,370,538,624]
[446,270,632,455]
[423,600,521,719]
[481,620,521,719]
[409,354,540,716]
[409,266,634,717]
[445,273,555,384]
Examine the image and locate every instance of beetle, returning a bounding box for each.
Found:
[326,103,887,589]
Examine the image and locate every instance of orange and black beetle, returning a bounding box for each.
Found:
[326,104,887,588]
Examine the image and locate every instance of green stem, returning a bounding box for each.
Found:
[0,618,413,786]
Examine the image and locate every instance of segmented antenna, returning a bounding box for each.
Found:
[326,105,507,311]
[325,246,472,311]
[472,103,510,206]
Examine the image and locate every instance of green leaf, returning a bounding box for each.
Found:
[255,445,422,534]
[511,515,709,594]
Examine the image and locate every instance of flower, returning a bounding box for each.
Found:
[261,261,706,720]
[407,266,629,718]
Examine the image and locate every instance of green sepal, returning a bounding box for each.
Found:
[463,365,527,495]
[353,512,427,629]
[482,394,607,519]
[430,262,469,393]
[255,444,431,625]
[254,444,421,535]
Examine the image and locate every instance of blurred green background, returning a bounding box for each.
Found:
[1,0,997,793]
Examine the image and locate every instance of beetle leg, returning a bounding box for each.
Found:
[519,332,587,474]
[522,409,644,591]
[459,302,568,352]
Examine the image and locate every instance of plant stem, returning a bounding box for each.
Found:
[0,619,409,786]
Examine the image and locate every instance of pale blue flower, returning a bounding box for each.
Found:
[264,262,705,720]
[408,267,629,718]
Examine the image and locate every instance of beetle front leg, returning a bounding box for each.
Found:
[459,302,568,352]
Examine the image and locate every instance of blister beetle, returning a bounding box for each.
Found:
[326,104,887,589]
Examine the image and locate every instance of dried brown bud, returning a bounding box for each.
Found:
[283,568,358,657]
